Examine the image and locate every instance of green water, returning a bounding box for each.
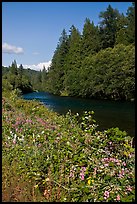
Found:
[23,92,135,137]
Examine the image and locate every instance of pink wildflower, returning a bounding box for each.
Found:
[116,194,120,201]
[122,162,126,166]
[13,139,16,144]
[126,186,132,192]
[104,191,109,199]
[70,172,74,178]
[38,143,42,147]
[121,168,125,175]
[81,167,86,171]
[80,166,86,180]
[128,154,132,158]
[104,163,109,167]
[80,174,85,180]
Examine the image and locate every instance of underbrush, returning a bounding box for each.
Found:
[2,90,135,202]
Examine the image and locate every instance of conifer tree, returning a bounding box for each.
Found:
[82,18,100,57]
[99,5,120,49]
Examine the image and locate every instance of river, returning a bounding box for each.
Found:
[23,92,135,137]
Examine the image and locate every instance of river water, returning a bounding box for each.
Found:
[23,92,135,137]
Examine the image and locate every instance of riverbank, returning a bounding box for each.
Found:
[23,91,135,137]
[2,90,135,202]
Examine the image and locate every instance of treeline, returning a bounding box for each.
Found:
[2,61,48,94]
[46,3,135,100]
[2,3,135,100]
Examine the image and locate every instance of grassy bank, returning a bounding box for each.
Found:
[2,90,135,202]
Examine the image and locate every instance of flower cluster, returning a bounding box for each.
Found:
[80,167,86,180]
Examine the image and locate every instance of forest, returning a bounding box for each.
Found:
[2,3,135,101]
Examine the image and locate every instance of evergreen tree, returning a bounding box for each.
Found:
[63,25,82,96]
[115,13,129,45]
[47,29,69,94]
[81,18,100,57]
[99,5,120,49]
[10,60,18,75]
[18,64,24,78]
[126,2,135,44]
[41,66,48,90]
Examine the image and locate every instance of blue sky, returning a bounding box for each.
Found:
[2,2,132,71]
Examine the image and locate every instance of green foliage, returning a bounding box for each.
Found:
[78,44,135,100]
[2,78,13,92]
[2,94,135,202]
[45,4,135,101]
[82,18,101,56]
[47,29,69,95]
[99,5,120,49]
[2,62,34,94]
[9,60,18,75]
[126,2,135,44]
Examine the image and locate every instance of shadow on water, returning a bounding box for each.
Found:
[23,92,135,137]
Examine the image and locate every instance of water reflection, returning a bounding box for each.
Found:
[23,92,135,137]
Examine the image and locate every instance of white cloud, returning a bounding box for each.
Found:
[2,43,24,54]
[20,61,52,71]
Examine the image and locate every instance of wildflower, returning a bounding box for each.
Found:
[80,166,86,180]
[104,191,109,199]
[121,169,125,175]
[45,178,50,182]
[13,139,16,144]
[104,163,109,167]
[80,174,84,180]
[87,179,91,185]
[93,167,97,177]
[67,141,70,145]
[81,167,86,171]
[116,194,120,201]
[13,134,17,144]
[26,119,32,123]
[122,162,126,166]
[119,168,125,176]
[87,177,91,185]
[38,143,42,147]
[70,171,74,178]
[126,186,132,192]
[128,154,132,158]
